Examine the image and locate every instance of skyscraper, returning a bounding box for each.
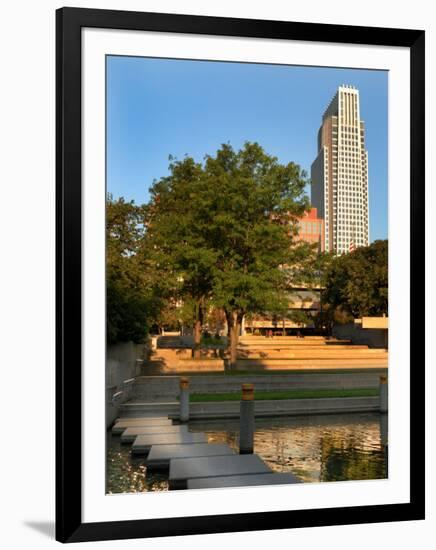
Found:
[311,85,369,255]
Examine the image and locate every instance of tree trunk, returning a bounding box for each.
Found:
[231,312,244,369]
[229,322,238,368]
[224,310,244,369]
[193,319,201,358]
[192,300,202,359]
[225,309,232,337]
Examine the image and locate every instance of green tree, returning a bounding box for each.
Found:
[146,157,217,357]
[202,142,310,366]
[145,143,313,365]
[323,239,388,319]
[291,248,335,334]
[106,196,163,343]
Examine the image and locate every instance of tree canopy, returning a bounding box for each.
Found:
[144,142,310,362]
[201,143,310,362]
[106,196,164,343]
[322,239,388,319]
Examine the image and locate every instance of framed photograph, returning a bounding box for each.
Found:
[56,7,425,543]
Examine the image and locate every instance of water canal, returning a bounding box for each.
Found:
[106,412,387,494]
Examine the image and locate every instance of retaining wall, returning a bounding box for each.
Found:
[180,396,381,419]
[333,323,388,349]
[128,396,380,420]
[130,371,387,402]
[119,396,381,419]
[106,341,149,427]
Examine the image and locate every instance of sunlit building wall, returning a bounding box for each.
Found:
[311,85,370,254]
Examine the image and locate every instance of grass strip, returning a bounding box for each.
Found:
[190,388,378,402]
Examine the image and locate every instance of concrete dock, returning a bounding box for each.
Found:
[131,432,207,455]
[187,472,301,489]
[146,443,235,470]
[120,424,188,443]
[112,416,172,434]
[169,454,271,489]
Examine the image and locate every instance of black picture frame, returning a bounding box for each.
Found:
[56,6,425,543]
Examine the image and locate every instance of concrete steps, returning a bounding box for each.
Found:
[169,454,271,490]
[119,401,179,417]
[112,416,173,434]
[234,358,387,370]
[143,335,387,374]
[144,348,224,374]
[151,348,222,359]
[238,337,347,344]
[238,341,352,347]
[237,350,387,359]
[146,443,236,471]
[113,417,300,488]
[238,343,378,349]
[145,361,224,375]
[187,472,301,489]
[132,432,208,455]
[120,424,188,443]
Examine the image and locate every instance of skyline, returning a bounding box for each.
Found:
[107,56,388,242]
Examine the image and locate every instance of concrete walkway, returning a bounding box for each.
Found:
[146,443,235,470]
[131,432,207,455]
[112,411,302,490]
[120,424,188,443]
[111,416,172,434]
[169,454,272,490]
[187,472,301,489]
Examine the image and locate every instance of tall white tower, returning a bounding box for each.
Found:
[311,85,369,254]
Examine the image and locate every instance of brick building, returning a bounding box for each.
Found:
[295,207,325,252]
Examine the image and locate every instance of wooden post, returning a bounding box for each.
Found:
[239,384,255,454]
[179,377,190,423]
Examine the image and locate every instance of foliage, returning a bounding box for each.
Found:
[286,309,312,327]
[290,248,335,288]
[146,156,218,353]
[322,239,388,319]
[320,435,386,481]
[200,334,225,347]
[203,142,309,318]
[106,196,163,343]
[146,142,310,361]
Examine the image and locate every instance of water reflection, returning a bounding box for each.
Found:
[106,432,169,494]
[189,413,387,483]
[106,412,387,493]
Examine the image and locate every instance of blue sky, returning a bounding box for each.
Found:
[107,56,388,241]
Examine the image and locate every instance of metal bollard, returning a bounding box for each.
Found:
[379,375,388,413]
[179,377,190,423]
[239,384,255,454]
